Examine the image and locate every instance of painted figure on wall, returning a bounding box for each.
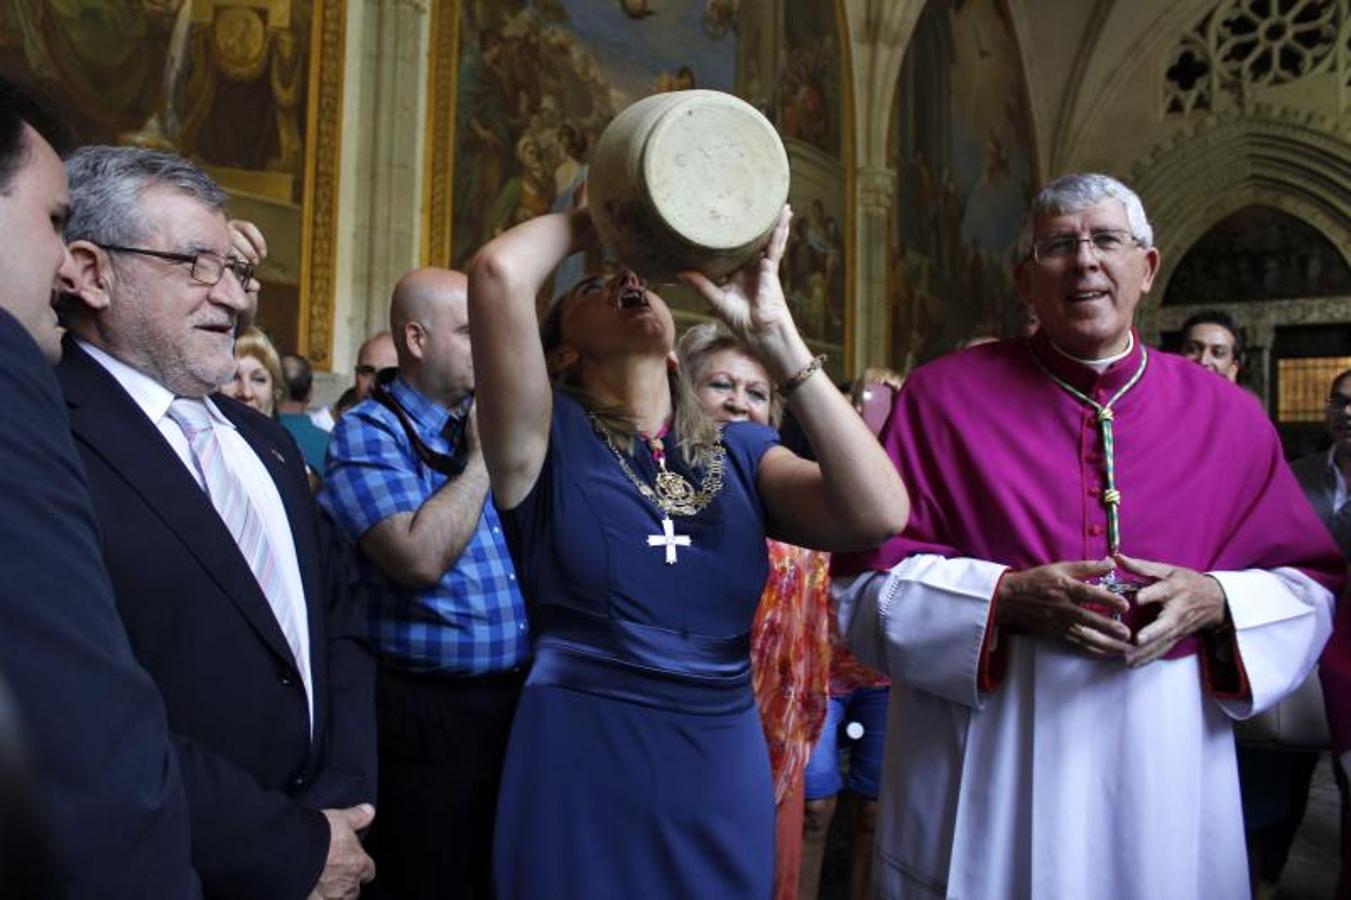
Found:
[888,0,1035,369]
[179,2,311,182]
[782,195,846,344]
[451,0,740,271]
[774,1,846,347]
[449,2,846,348]
[0,0,180,139]
[777,2,840,159]
[0,0,312,201]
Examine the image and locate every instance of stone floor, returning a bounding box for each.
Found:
[817,755,1343,899]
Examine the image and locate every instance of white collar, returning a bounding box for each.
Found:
[78,339,234,429]
[1049,332,1134,375]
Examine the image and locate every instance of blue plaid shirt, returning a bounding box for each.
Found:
[320,377,528,674]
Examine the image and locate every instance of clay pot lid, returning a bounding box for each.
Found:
[640,92,789,252]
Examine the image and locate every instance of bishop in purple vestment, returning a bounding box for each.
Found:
[837,173,1343,900]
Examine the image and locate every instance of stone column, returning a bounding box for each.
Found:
[842,0,923,374]
[852,166,896,370]
[329,0,431,379]
[1247,319,1276,411]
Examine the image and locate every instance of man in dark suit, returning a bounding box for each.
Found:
[55,145,377,900]
[0,78,201,897]
[1291,368,1351,559]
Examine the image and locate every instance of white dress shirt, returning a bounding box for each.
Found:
[79,341,314,728]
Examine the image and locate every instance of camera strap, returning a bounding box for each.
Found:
[370,378,467,478]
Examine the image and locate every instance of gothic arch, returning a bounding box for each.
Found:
[999,0,1046,183]
[1130,111,1351,316]
[844,0,925,171]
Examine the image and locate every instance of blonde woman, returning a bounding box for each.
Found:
[225,327,284,417]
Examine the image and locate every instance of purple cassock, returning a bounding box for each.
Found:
[834,329,1343,900]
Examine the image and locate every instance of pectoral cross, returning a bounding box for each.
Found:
[647,515,691,565]
[1099,568,1127,622]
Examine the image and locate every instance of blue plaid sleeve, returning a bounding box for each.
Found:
[319,405,433,543]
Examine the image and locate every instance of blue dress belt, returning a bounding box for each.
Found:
[526,604,754,715]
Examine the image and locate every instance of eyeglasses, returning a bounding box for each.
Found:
[1029,229,1140,264]
[97,244,256,288]
[1327,394,1351,412]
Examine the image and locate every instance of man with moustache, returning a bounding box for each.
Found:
[55,145,376,900]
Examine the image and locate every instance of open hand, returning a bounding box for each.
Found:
[677,204,794,349]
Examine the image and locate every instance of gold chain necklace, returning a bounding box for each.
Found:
[588,412,726,517]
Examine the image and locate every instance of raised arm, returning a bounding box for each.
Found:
[468,210,590,508]
[680,207,909,550]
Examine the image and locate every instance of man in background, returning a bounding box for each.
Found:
[322,268,527,899]
[279,351,333,476]
[1180,308,1244,384]
[1292,370,1351,559]
[312,330,398,431]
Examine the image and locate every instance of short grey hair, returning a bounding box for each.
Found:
[1016,173,1153,260]
[64,146,228,247]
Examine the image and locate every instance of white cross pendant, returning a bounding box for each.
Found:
[646,515,692,565]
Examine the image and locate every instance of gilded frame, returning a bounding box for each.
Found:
[298,0,348,368]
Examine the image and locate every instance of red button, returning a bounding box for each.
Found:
[1084,454,1100,466]
[1088,524,1104,536]
[1088,486,1101,497]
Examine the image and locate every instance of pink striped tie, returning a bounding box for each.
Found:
[167,399,306,674]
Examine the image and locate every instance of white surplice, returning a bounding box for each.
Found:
[838,555,1333,900]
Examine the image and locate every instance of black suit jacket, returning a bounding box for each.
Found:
[0,312,200,899]
[56,339,376,900]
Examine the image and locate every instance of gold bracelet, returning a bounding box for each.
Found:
[778,354,827,397]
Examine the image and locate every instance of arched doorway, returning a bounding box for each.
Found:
[1159,204,1351,456]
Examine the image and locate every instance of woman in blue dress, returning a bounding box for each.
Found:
[468,203,909,899]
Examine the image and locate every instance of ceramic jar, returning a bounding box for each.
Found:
[587,89,790,282]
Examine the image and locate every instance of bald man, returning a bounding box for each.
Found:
[354,331,398,402]
[320,268,527,900]
[310,332,398,432]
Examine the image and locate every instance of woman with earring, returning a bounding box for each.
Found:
[468,203,908,899]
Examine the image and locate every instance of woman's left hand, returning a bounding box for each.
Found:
[677,204,795,351]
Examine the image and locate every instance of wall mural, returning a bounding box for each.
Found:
[888,0,1035,371]
[448,0,847,354]
[0,0,335,361]
[451,0,737,275]
[774,1,846,349]
[776,2,839,159]
[0,0,312,192]
[1164,205,1351,304]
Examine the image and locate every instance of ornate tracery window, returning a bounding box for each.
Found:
[1163,0,1347,116]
